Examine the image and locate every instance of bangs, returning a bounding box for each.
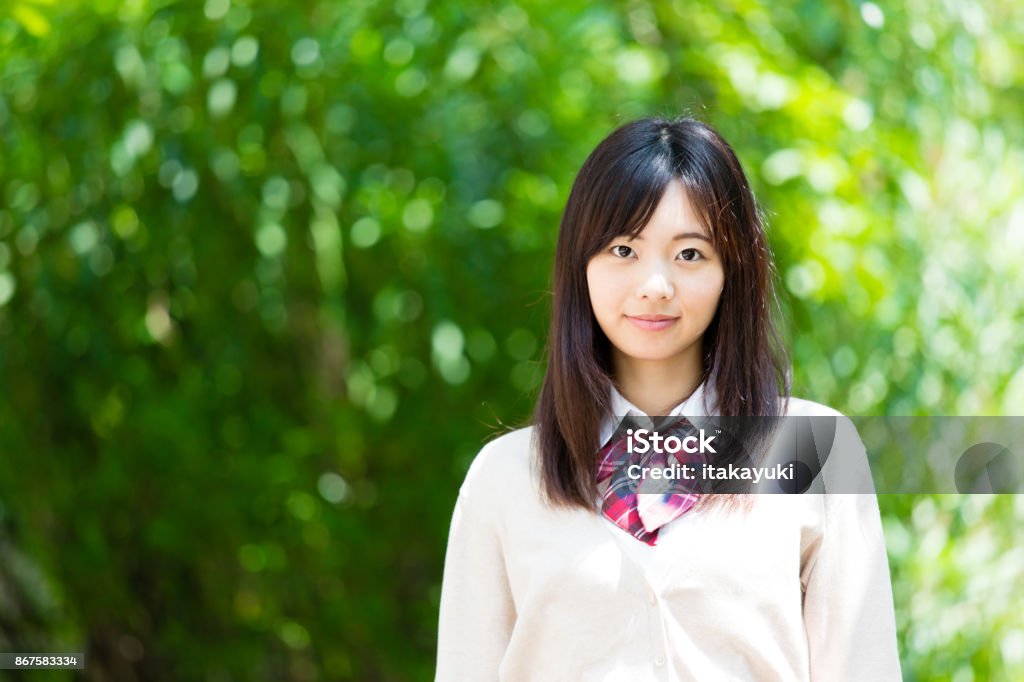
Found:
[585,148,674,257]
[566,117,748,273]
[587,150,725,256]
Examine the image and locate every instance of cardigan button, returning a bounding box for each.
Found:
[654,655,666,667]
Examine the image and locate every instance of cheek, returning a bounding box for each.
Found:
[586,266,618,318]
[680,269,725,310]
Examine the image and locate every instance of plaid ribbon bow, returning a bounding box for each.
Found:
[596,416,708,546]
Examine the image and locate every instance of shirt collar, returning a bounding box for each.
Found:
[599,380,717,449]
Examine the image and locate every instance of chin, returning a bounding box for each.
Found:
[629,354,685,363]
[612,333,699,362]
[617,346,687,363]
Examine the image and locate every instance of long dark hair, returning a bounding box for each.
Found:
[533,116,790,511]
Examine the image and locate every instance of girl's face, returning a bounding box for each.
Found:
[586,180,725,375]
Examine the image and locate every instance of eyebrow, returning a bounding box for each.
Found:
[629,232,712,243]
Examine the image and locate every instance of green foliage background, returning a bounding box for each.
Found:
[1,0,1022,679]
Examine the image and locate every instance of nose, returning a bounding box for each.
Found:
[636,268,674,300]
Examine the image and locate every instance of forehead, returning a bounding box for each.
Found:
[632,181,711,240]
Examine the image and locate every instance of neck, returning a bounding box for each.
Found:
[612,349,704,416]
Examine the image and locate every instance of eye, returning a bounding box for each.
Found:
[610,244,635,258]
[678,248,703,262]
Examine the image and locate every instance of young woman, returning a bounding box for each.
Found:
[435,117,901,681]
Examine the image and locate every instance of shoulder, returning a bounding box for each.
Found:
[782,396,861,442]
[783,396,845,418]
[781,395,863,446]
[457,426,537,503]
[782,396,876,493]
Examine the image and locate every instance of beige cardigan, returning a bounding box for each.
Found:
[436,398,902,681]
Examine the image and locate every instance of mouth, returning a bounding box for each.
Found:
[625,314,679,331]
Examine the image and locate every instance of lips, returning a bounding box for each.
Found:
[626,314,679,331]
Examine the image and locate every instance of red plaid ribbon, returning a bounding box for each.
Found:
[596,416,708,545]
